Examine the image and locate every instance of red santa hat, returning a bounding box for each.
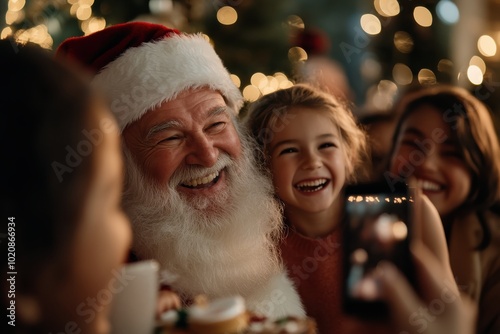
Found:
[57,22,243,131]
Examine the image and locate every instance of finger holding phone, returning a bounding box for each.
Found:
[344,179,474,333]
[361,242,476,334]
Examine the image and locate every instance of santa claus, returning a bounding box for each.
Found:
[57,22,304,318]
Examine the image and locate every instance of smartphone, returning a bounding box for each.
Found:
[341,180,416,320]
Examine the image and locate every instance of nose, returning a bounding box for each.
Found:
[301,150,322,170]
[418,149,439,173]
[184,134,219,167]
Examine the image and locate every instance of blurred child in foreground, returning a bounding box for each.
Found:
[0,40,132,333]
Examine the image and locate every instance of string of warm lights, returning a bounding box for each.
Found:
[364,0,496,103]
[214,5,297,102]
[240,72,294,102]
[2,1,498,104]
[214,1,498,104]
[2,0,106,49]
[347,195,412,204]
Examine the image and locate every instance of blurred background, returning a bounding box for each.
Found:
[1,0,500,131]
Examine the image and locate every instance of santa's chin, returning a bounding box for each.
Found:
[177,171,230,212]
[181,194,229,216]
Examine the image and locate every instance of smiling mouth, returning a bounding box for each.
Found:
[295,178,329,192]
[420,179,443,192]
[180,170,221,189]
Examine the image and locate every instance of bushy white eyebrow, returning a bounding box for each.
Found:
[145,106,229,141]
[146,120,183,141]
[207,106,230,118]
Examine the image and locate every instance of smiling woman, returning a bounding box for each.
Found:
[390,106,471,217]
[388,84,500,334]
[0,40,131,334]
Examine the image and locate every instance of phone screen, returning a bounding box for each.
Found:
[342,181,415,319]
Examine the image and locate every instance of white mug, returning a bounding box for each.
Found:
[108,259,159,334]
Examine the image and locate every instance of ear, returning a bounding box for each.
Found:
[17,294,41,325]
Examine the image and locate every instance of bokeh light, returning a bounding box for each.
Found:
[418,68,437,85]
[274,72,287,83]
[392,63,413,85]
[436,0,459,24]
[230,74,241,88]
[279,79,294,89]
[217,6,238,26]
[392,221,408,240]
[245,72,294,98]
[288,46,308,62]
[81,16,106,35]
[365,80,398,111]
[201,34,213,47]
[243,85,261,102]
[467,65,483,85]
[1,27,13,39]
[76,5,92,21]
[374,0,400,17]
[413,6,433,27]
[352,248,368,264]
[360,14,382,35]
[266,76,279,92]
[469,56,486,74]
[70,3,79,16]
[5,10,22,25]
[287,15,305,29]
[377,80,397,106]
[437,59,453,73]
[14,25,53,49]
[478,35,497,57]
[149,0,172,15]
[250,72,267,88]
[8,0,26,12]
[394,31,414,53]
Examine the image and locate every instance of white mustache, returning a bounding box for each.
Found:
[168,153,233,188]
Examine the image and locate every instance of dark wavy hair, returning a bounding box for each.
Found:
[389,85,500,249]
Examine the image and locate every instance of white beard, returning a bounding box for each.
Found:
[121,134,285,303]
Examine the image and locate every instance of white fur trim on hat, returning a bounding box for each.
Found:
[91,33,243,131]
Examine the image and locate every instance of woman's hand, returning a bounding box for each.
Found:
[372,241,477,334]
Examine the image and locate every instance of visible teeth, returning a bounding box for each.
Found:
[420,180,441,191]
[296,178,327,188]
[182,171,219,187]
[295,178,328,192]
